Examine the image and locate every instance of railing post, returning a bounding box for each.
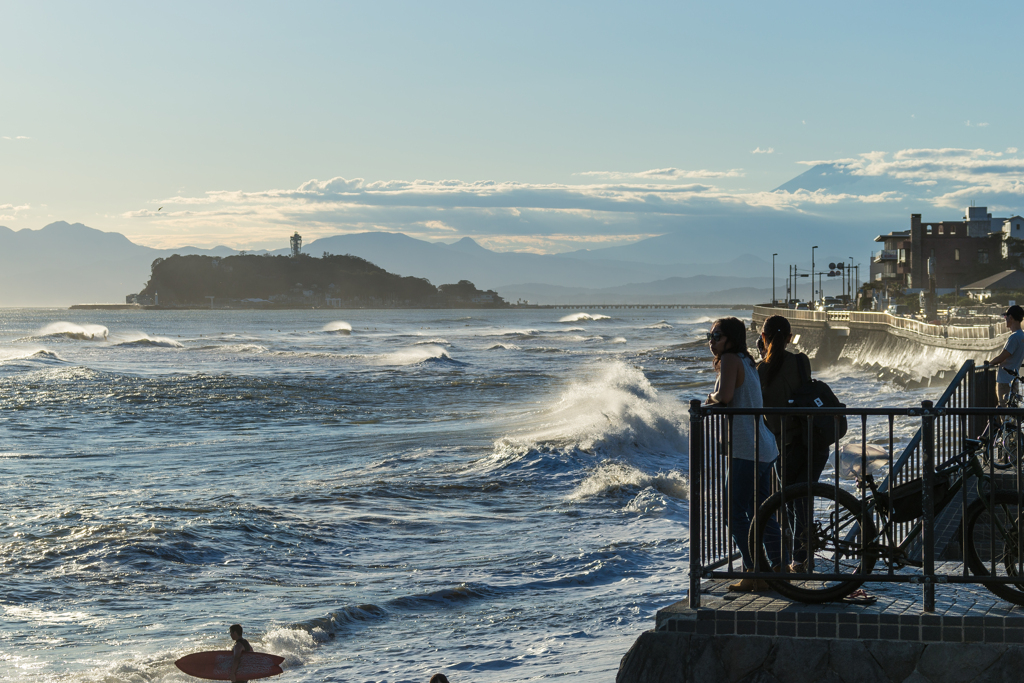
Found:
[921,399,936,612]
[688,399,704,609]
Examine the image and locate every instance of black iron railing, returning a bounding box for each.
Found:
[687,361,1024,611]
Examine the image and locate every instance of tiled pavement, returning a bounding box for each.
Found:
[656,562,1024,643]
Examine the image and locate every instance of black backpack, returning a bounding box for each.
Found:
[788,355,848,447]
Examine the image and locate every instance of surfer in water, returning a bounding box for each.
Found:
[229,624,254,683]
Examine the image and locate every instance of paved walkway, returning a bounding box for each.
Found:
[657,562,1024,643]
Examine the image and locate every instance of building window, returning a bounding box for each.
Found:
[927,225,933,234]
[955,249,960,261]
[939,225,944,234]
[979,250,989,264]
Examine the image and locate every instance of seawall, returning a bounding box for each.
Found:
[751,306,1007,387]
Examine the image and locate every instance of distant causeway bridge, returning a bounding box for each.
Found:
[514,303,753,310]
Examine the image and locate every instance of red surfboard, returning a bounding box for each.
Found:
[175,651,285,680]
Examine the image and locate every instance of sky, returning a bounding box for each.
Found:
[2,0,1024,257]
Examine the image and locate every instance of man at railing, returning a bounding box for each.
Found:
[984,304,1024,406]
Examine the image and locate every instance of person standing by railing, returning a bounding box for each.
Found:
[757,315,830,488]
[705,317,781,591]
[985,305,1024,406]
[756,315,830,572]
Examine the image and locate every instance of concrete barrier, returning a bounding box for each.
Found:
[617,631,1024,683]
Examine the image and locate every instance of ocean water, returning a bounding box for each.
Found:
[0,308,934,683]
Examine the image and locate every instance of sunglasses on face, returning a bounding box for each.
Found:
[706,331,723,342]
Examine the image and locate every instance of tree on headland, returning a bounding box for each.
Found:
[136,253,507,308]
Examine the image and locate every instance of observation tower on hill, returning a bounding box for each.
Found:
[290,232,302,257]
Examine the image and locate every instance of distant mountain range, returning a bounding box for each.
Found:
[0,222,236,307]
[0,221,799,306]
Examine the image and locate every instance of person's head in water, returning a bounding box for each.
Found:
[229,624,243,640]
[709,317,748,370]
[760,315,792,383]
[429,675,450,683]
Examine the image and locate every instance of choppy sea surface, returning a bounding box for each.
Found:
[0,308,936,682]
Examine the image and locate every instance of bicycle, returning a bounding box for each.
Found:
[749,438,1024,604]
[985,366,1023,470]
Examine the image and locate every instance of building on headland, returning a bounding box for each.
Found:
[871,206,1024,293]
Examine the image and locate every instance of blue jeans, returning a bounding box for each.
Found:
[727,458,782,570]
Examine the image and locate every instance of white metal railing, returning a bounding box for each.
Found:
[754,306,1002,342]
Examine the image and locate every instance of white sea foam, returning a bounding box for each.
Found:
[570,462,687,502]
[487,343,520,351]
[35,322,109,341]
[323,321,352,334]
[220,343,269,354]
[414,338,450,345]
[646,321,673,329]
[111,332,184,348]
[609,336,627,344]
[379,345,457,366]
[492,361,689,459]
[258,626,321,668]
[0,346,63,363]
[559,312,611,322]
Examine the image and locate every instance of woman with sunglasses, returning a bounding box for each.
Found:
[706,317,781,591]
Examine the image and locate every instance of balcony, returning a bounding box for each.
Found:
[874,272,900,281]
[873,249,899,263]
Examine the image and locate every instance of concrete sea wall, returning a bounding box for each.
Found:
[751,307,1006,386]
[616,631,1024,683]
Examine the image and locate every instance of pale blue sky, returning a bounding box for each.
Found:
[2,0,1022,253]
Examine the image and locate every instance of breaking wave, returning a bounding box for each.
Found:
[559,313,611,323]
[112,333,184,348]
[33,322,109,341]
[0,348,65,363]
[323,321,352,334]
[490,361,689,462]
[569,462,687,501]
[379,345,465,366]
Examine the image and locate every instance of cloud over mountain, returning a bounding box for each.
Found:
[782,148,1024,211]
[125,165,908,252]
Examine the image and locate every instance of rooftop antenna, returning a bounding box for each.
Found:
[290,232,302,258]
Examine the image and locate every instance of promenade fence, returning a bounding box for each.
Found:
[687,361,1024,611]
[752,305,1000,341]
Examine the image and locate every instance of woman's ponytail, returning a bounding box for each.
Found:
[762,315,791,385]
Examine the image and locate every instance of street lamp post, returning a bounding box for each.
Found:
[812,246,819,303]
[770,252,778,303]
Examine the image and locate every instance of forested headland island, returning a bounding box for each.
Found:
[123,253,509,309]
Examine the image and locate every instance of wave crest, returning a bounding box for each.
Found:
[380,345,464,366]
[570,462,687,501]
[502,361,687,455]
[559,312,611,323]
[323,321,352,334]
[34,322,109,341]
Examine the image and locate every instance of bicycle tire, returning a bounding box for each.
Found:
[750,482,878,603]
[964,490,1024,606]
[988,426,1021,471]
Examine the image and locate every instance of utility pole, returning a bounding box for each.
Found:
[772,253,778,305]
[812,246,819,304]
[848,257,854,301]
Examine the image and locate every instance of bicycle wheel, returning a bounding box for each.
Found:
[989,425,1021,471]
[965,490,1024,606]
[750,482,878,603]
